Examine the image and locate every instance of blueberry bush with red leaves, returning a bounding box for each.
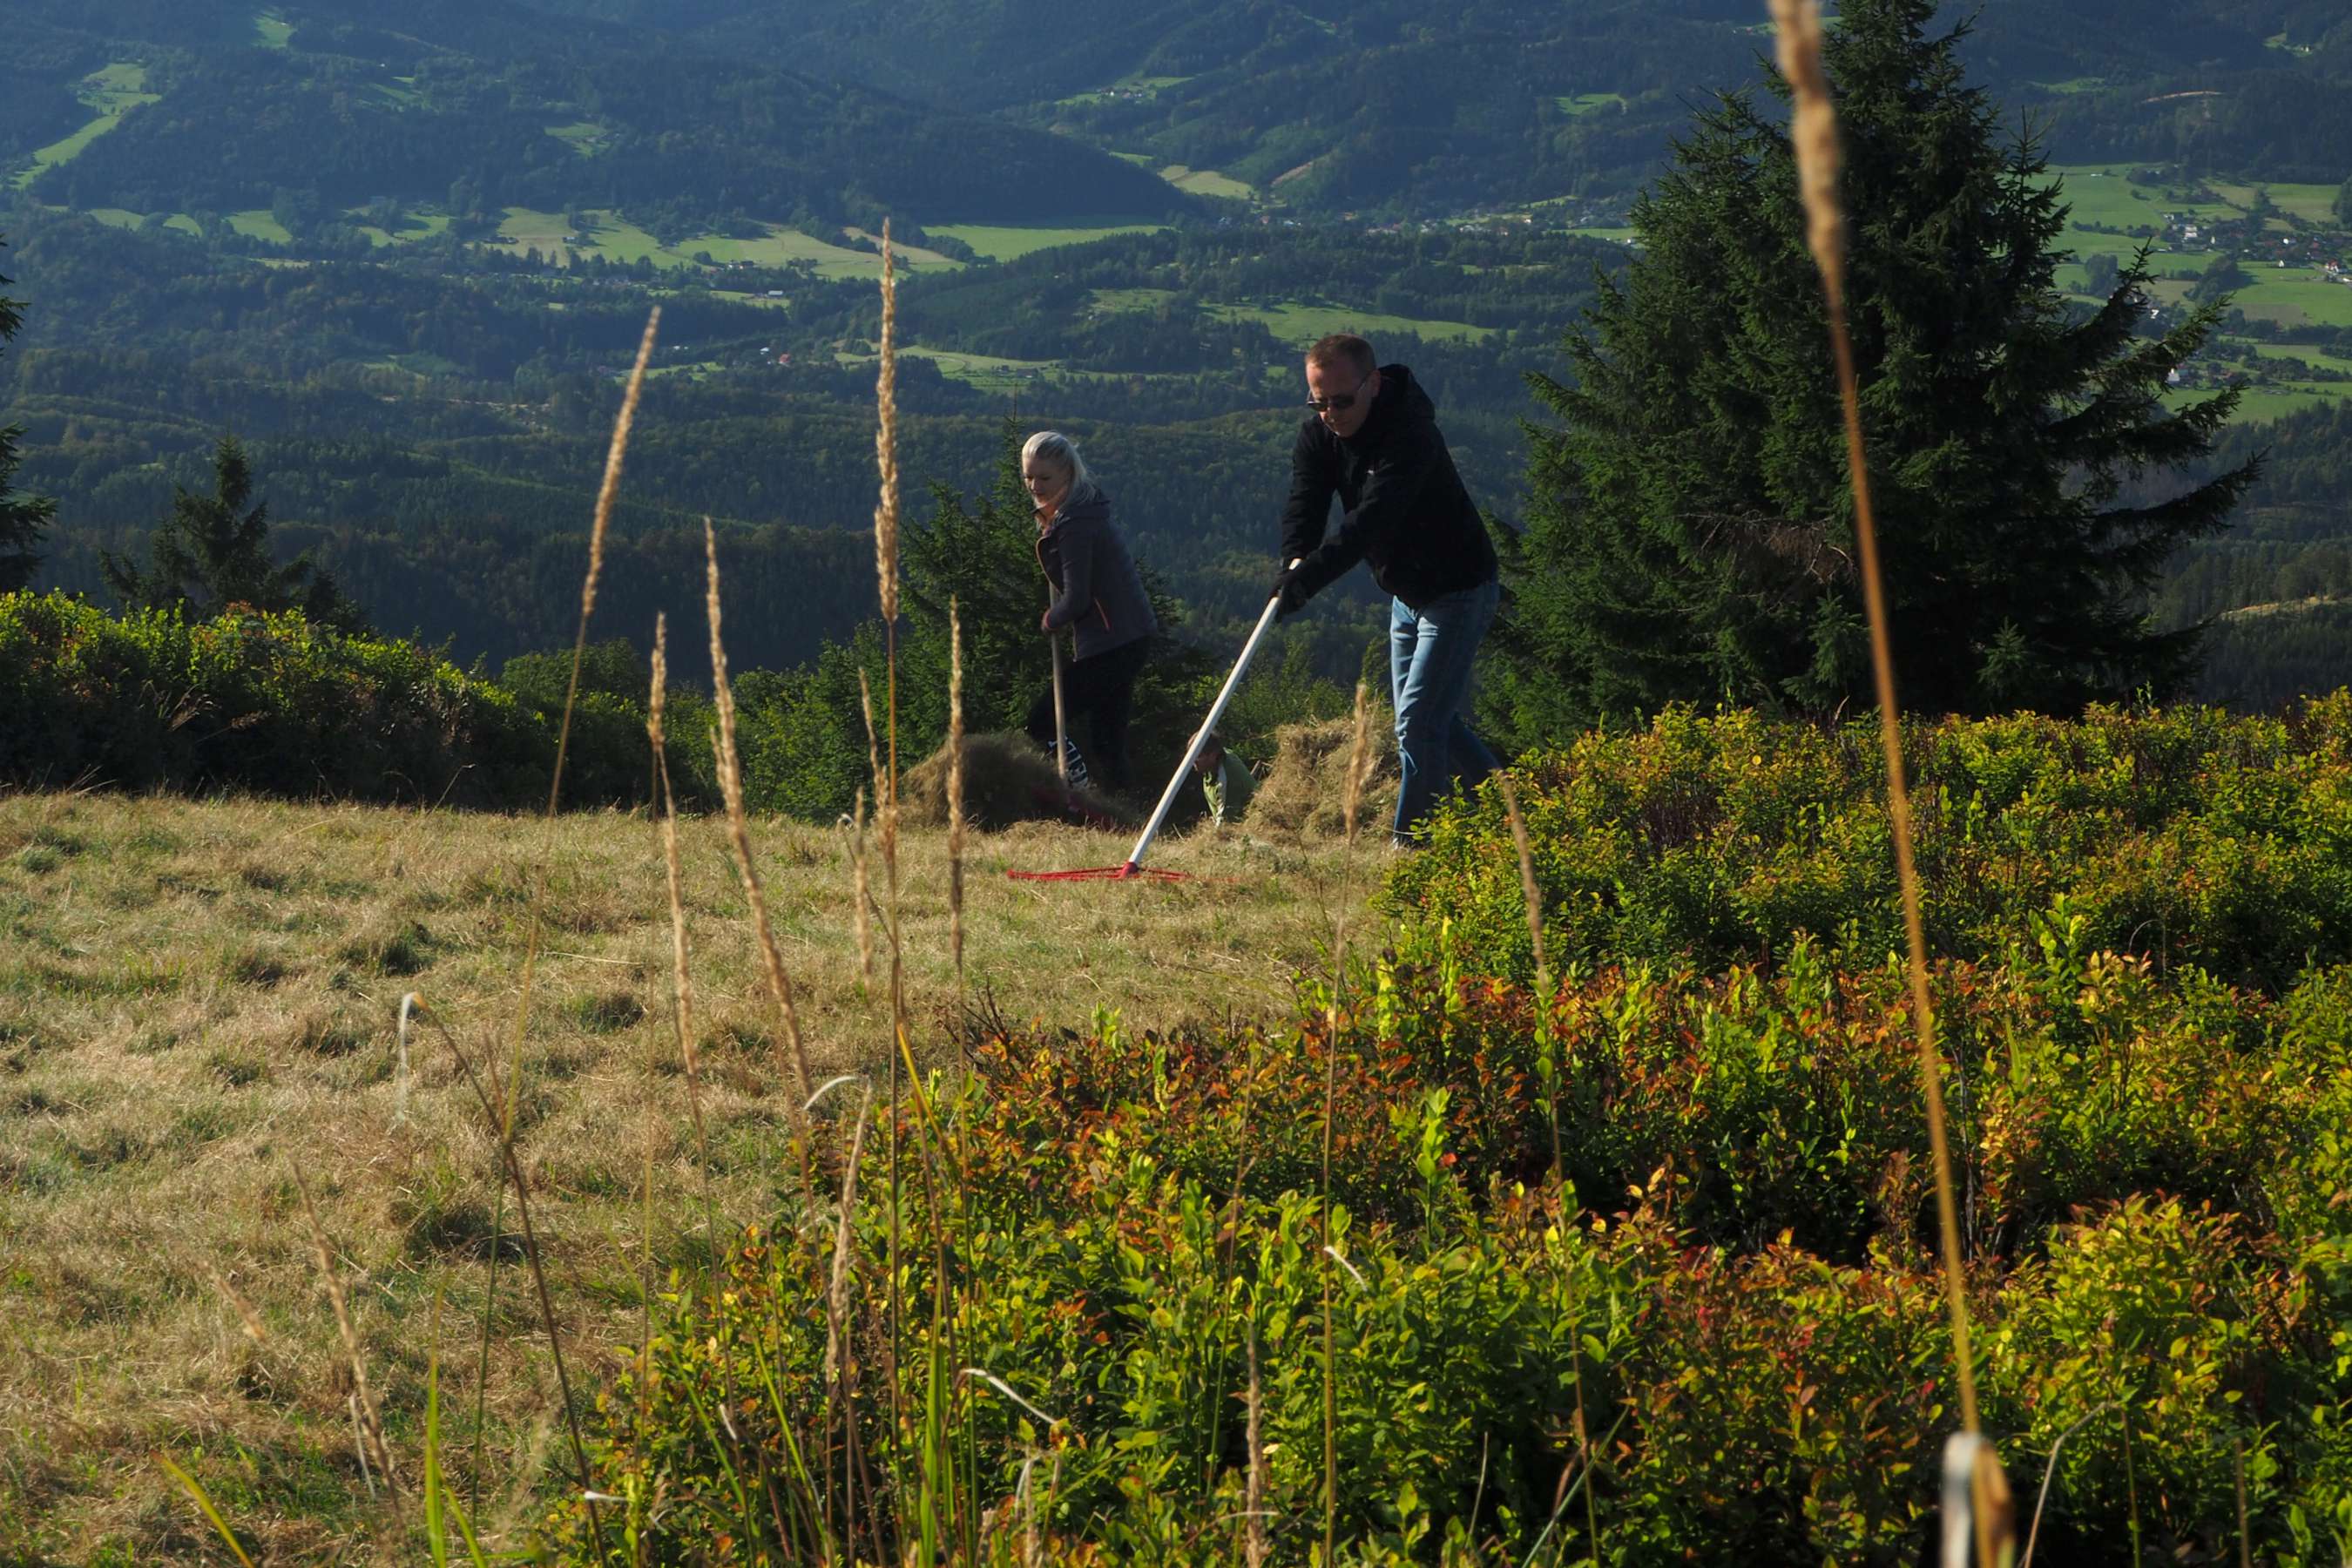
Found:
[551,702,2352,1565]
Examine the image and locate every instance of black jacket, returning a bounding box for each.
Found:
[1278,363,1497,611]
[1037,489,1156,661]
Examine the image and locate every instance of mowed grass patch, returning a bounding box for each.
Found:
[1202,299,1498,346]
[1089,286,1181,313]
[1557,91,1627,115]
[926,221,1170,262]
[0,788,1375,1559]
[351,208,450,247]
[2233,277,2352,328]
[226,208,293,242]
[253,10,293,48]
[544,120,612,155]
[1159,164,1254,199]
[2047,165,2236,231]
[2247,341,2352,376]
[9,64,159,192]
[490,209,959,276]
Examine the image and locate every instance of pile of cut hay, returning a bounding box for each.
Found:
[1247,712,1400,836]
[899,731,1127,831]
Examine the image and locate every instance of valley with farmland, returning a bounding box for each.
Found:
[5,0,2352,1562]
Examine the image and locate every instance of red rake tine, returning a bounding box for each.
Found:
[1008,580,1289,885]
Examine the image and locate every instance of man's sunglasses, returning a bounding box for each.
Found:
[1305,368,1373,415]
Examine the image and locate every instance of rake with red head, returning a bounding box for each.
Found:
[1008,582,1288,883]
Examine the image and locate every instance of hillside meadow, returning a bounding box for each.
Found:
[0,789,1377,1561]
[4,699,2352,1562]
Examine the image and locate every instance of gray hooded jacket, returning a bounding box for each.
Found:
[1037,489,1157,661]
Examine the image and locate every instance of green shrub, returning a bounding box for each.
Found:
[1389,697,2352,994]
[550,948,2352,1564]
[0,591,546,805]
[0,592,721,809]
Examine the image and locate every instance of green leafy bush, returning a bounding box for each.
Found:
[0,593,714,808]
[550,946,2352,1564]
[1389,698,2352,993]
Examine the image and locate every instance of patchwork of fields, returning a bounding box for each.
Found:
[2045,166,2352,422]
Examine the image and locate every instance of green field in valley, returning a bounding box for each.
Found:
[226,208,293,242]
[2177,382,2349,422]
[1090,287,1182,313]
[8,64,159,191]
[1557,92,1628,116]
[490,208,960,276]
[544,121,613,156]
[1056,75,1190,107]
[355,211,451,247]
[835,343,1155,389]
[253,10,293,48]
[925,221,1171,262]
[1203,300,1497,347]
[1159,165,1254,199]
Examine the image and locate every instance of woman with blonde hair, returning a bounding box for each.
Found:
[1022,430,1155,794]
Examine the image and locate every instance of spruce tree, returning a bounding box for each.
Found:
[0,238,54,594]
[1486,0,2254,743]
[102,436,370,632]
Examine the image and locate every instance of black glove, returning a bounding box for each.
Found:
[1269,564,1312,618]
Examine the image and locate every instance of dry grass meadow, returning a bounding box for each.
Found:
[0,787,1383,1561]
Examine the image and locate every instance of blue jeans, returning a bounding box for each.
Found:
[1389,579,1500,844]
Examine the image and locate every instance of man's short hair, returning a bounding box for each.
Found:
[1305,333,1375,379]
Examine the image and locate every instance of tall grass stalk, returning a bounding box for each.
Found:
[422,1289,493,1567]
[1321,681,1376,1563]
[2017,1402,2111,1567]
[156,1451,259,1568]
[701,518,815,1124]
[430,1016,609,1559]
[471,305,659,1513]
[852,786,875,986]
[291,1166,398,1515]
[1767,0,2007,1551]
[948,599,966,985]
[825,1090,873,1552]
[1499,769,1599,1564]
[1245,1318,1268,1568]
[869,222,919,1549]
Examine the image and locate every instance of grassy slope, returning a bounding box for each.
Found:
[8,63,159,193]
[0,789,1380,1561]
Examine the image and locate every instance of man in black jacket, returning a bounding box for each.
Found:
[1272,333,1501,845]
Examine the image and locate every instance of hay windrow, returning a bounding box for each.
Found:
[1247,713,1399,837]
[897,732,1127,832]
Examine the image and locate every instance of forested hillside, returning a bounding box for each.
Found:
[1,0,2349,706]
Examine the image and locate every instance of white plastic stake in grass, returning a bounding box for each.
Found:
[395,992,419,1127]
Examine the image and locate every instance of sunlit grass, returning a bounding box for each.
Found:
[1159,164,1255,199]
[0,789,1367,1557]
[925,221,1169,262]
[226,209,294,243]
[8,65,159,191]
[490,208,959,276]
[1201,299,1497,346]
